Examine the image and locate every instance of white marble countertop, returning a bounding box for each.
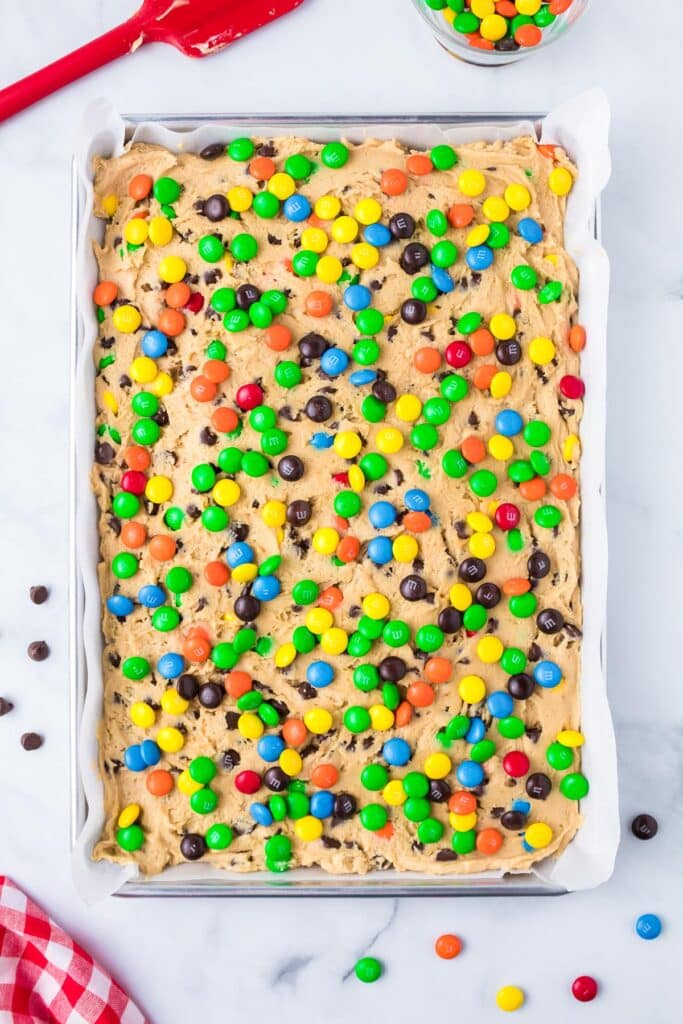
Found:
[0,1,680,1021]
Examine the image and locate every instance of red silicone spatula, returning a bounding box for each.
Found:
[0,0,306,123]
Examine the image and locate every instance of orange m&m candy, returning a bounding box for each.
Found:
[395,701,413,727]
[568,324,586,352]
[249,156,276,180]
[403,511,431,533]
[476,828,503,855]
[407,681,435,708]
[424,657,452,685]
[120,521,147,549]
[149,534,176,561]
[435,934,463,960]
[311,763,339,789]
[337,536,361,563]
[449,791,477,815]
[203,359,230,383]
[519,476,547,502]
[183,633,211,663]
[470,327,495,356]
[380,168,409,196]
[317,586,343,610]
[305,290,333,317]
[157,308,185,337]
[414,346,441,373]
[502,577,531,596]
[124,445,150,471]
[190,376,218,402]
[212,406,239,433]
[264,324,292,352]
[550,473,577,500]
[447,203,475,228]
[165,282,191,309]
[146,769,173,797]
[225,671,252,699]
[93,281,118,306]
[461,436,486,464]
[282,718,307,747]
[406,153,433,176]
[473,363,497,390]
[128,174,153,200]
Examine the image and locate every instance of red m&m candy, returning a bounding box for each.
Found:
[494,502,520,530]
[560,374,585,399]
[445,341,473,368]
[121,470,147,494]
[503,751,530,778]
[235,382,263,410]
[572,976,598,1002]
[235,770,262,794]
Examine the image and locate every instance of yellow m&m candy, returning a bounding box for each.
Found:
[331,215,358,244]
[129,356,157,383]
[212,479,241,507]
[304,708,333,735]
[489,313,516,340]
[458,169,486,197]
[375,427,403,455]
[350,242,379,269]
[477,636,504,663]
[301,227,328,253]
[130,702,155,728]
[466,224,490,248]
[459,674,486,704]
[383,780,406,806]
[274,643,296,668]
[320,627,348,655]
[227,186,252,212]
[268,172,296,200]
[496,986,525,1012]
[396,394,422,422]
[158,255,186,283]
[490,370,512,398]
[316,255,343,283]
[145,475,173,503]
[424,753,451,779]
[548,166,573,196]
[362,593,390,620]
[312,527,340,554]
[148,216,173,246]
[118,804,141,828]
[505,183,531,211]
[482,195,509,220]
[102,193,118,217]
[354,197,382,224]
[156,726,184,753]
[525,822,553,849]
[295,816,323,842]
[369,705,394,731]
[160,689,189,715]
[314,195,341,219]
[334,431,362,459]
[238,712,264,739]
[112,305,141,333]
[124,218,149,245]
[449,583,472,611]
[279,748,303,776]
[306,607,333,634]
[262,500,286,527]
[469,532,496,559]
[528,336,556,365]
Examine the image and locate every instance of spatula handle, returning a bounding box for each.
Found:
[0,18,146,123]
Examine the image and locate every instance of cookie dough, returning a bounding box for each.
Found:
[90,133,583,877]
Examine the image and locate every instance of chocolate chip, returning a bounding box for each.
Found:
[199,426,217,445]
[435,849,458,862]
[321,835,341,849]
[631,813,658,840]
[27,641,49,662]
[222,748,241,770]
[200,142,226,160]
[537,608,564,634]
[526,772,552,799]
[30,586,49,605]
[180,833,206,860]
[0,698,14,716]
[177,674,199,700]
[21,732,43,750]
[95,442,115,465]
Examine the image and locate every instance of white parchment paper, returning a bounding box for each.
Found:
[72,91,617,901]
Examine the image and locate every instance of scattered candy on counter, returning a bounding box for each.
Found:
[631,813,658,840]
[354,956,383,983]
[495,985,525,1012]
[635,914,662,941]
[571,975,598,1002]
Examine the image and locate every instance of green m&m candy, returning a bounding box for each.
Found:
[217,447,243,474]
[153,176,181,204]
[211,642,238,670]
[431,239,458,268]
[252,191,280,218]
[355,308,385,336]
[334,490,362,517]
[510,264,537,290]
[166,566,192,595]
[274,361,302,388]
[261,289,288,314]
[250,405,277,432]
[535,505,562,528]
[462,603,487,632]
[122,656,150,680]
[227,137,254,161]
[416,624,443,652]
[430,143,458,170]
[560,772,589,800]
[202,506,229,532]
[198,234,225,262]
[470,739,496,763]
[546,741,574,771]
[530,450,551,476]
[344,706,371,734]
[238,691,262,711]
[191,463,216,492]
[487,222,510,249]
[352,338,380,365]
[361,763,389,791]
[456,311,482,335]
[507,528,524,552]
[259,555,282,576]
[355,956,383,984]
[418,817,445,843]
[131,391,159,417]
[404,796,430,822]
[382,682,400,710]
[412,276,438,302]
[498,716,526,739]
[452,829,476,855]
[268,795,287,822]
[361,395,386,423]
[359,452,387,480]
[287,792,310,819]
[347,632,372,657]
[112,552,138,579]
[426,209,448,236]
[523,420,551,447]
[440,373,468,403]
[292,250,319,277]
[258,702,280,727]
[509,593,538,618]
[152,606,180,632]
[117,825,145,852]
[163,506,184,530]
[233,627,257,654]
[320,141,348,168]
[359,804,387,831]
[358,615,384,640]
[285,153,312,179]
[241,451,269,477]
[403,772,429,798]
[249,302,272,328]
[508,460,535,484]
[189,756,217,784]
[205,824,233,850]
[538,280,563,304]
[500,647,527,674]
[112,492,140,519]
[423,396,451,425]
[292,579,319,605]
[292,626,316,653]
[445,714,470,740]
[442,448,468,478]
[132,418,160,445]
[230,233,258,262]
[265,834,292,864]
[382,619,411,647]
[410,423,439,451]
[354,664,379,693]
[210,288,236,314]
[469,468,497,497]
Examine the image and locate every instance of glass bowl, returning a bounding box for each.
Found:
[412,0,591,66]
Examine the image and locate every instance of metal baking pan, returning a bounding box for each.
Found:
[69,112,602,897]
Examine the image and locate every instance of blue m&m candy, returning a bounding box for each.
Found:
[250,802,274,826]
[349,369,377,386]
[138,584,166,608]
[124,744,146,772]
[252,575,281,601]
[107,595,134,617]
[487,691,514,719]
[517,217,543,244]
[369,501,397,529]
[636,914,662,940]
[431,264,455,294]
[367,536,393,565]
[257,735,285,761]
[283,194,311,222]
[141,329,168,358]
[309,432,334,449]
[226,542,254,568]
[466,245,493,271]
[310,790,335,819]
[534,660,562,688]
[457,760,485,788]
[495,409,524,437]
[343,284,371,311]
[465,717,486,744]
[383,737,411,766]
[363,223,392,247]
[157,652,184,679]
[404,488,430,511]
[140,739,161,766]
[306,661,335,688]
[321,347,350,376]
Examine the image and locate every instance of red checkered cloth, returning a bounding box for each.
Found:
[0,876,148,1023]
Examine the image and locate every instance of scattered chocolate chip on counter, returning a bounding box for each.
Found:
[27,640,49,661]
[29,585,49,604]
[21,732,43,750]
[0,697,14,716]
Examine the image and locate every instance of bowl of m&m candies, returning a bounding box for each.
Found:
[412,0,590,65]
